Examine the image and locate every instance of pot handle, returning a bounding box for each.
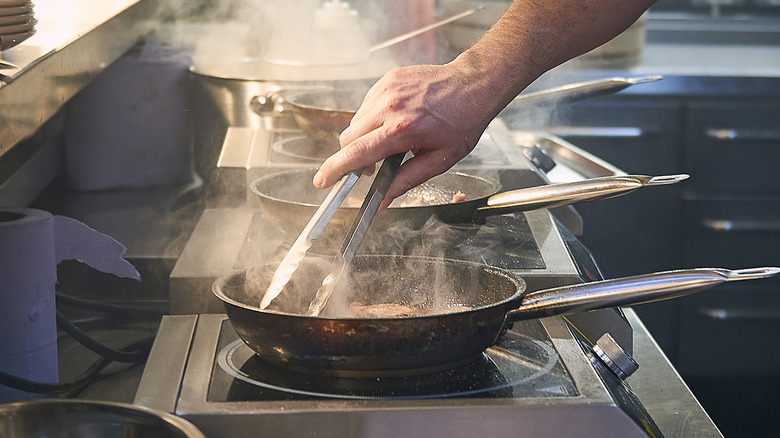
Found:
[500,76,662,116]
[474,174,688,217]
[506,267,780,322]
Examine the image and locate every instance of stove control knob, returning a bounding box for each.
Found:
[523,145,557,173]
[593,333,639,380]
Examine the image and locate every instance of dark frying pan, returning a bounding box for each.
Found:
[250,168,688,240]
[213,255,779,376]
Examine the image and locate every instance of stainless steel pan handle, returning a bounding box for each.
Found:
[507,267,780,322]
[501,76,662,116]
[474,174,688,217]
[369,7,483,53]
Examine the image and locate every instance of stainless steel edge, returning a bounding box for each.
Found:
[625,309,723,437]
[0,0,160,159]
[134,314,198,413]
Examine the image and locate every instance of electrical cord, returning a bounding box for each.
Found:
[55,292,168,317]
[0,288,162,396]
[55,310,153,363]
[0,336,154,396]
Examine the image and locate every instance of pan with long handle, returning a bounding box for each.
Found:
[275,76,662,147]
[213,254,780,376]
[250,169,688,241]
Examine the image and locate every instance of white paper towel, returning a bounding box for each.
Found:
[0,207,139,402]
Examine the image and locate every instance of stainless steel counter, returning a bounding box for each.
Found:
[0,0,159,158]
[625,308,723,438]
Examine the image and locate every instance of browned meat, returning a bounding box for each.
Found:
[349,302,471,318]
[343,190,466,209]
[451,191,467,203]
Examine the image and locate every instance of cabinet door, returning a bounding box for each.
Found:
[676,280,780,377]
[505,98,685,356]
[508,98,686,276]
[683,197,780,269]
[686,100,780,195]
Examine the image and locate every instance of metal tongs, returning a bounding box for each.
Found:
[259,153,405,311]
[306,152,406,316]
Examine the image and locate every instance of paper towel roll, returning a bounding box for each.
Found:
[0,208,139,402]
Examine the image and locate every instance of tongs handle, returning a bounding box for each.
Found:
[259,168,361,310]
[307,170,363,240]
[305,153,405,317]
[339,153,406,263]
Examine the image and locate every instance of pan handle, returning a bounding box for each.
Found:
[500,76,662,116]
[506,267,780,322]
[474,174,689,217]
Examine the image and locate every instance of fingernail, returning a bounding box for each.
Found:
[313,171,323,187]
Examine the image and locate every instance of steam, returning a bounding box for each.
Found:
[151,0,444,73]
[230,213,489,318]
[141,1,577,318]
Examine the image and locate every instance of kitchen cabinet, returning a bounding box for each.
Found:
[677,100,780,379]
[504,97,687,357]
[685,100,780,196]
[507,90,780,437]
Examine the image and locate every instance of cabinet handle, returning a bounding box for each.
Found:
[705,128,780,142]
[697,307,780,321]
[546,126,645,139]
[701,218,780,233]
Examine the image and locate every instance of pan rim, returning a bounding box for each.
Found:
[212,255,527,320]
[285,88,366,114]
[270,135,333,163]
[249,169,502,209]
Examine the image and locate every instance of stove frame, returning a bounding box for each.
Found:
[135,313,660,438]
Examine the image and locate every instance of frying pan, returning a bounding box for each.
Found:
[250,168,688,241]
[284,87,365,146]
[213,254,780,376]
[278,76,662,147]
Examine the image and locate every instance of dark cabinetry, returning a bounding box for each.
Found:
[505,98,686,355]
[677,99,780,436]
[507,91,780,436]
[678,100,780,377]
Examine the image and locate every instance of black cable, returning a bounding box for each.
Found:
[0,285,162,396]
[55,310,153,363]
[0,336,154,395]
[55,292,168,317]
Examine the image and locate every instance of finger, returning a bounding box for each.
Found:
[339,90,388,147]
[340,104,383,148]
[378,152,457,210]
[313,128,401,188]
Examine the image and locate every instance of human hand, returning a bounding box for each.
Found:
[312,63,499,210]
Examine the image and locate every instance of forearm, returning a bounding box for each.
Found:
[451,0,657,116]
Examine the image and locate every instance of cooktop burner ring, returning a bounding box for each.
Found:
[217,330,563,400]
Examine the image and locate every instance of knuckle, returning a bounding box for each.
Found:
[385,115,416,136]
[342,139,371,161]
[338,127,351,146]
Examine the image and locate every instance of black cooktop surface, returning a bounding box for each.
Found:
[207,318,578,402]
